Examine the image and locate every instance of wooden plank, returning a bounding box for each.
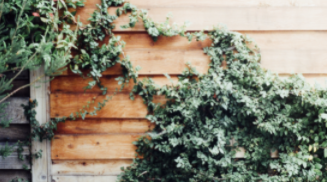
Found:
[126,0,327,7]
[61,31,326,75]
[30,67,50,181]
[50,93,166,119]
[75,0,327,31]
[0,143,30,169]
[52,175,118,182]
[10,80,30,97]
[117,31,326,51]
[79,0,327,9]
[108,8,326,31]
[51,134,140,160]
[51,134,279,160]
[52,160,132,176]
[63,49,326,75]
[0,125,30,141]
[0,97,29,124]
[55,119,154,134]
[261,50,326,74]
[51,76,178,93]
[4,70,29,80]
[0,170,31,182]
[51,74,327,94]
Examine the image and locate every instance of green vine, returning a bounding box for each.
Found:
[0,0,327,182]
[118,27,327,182]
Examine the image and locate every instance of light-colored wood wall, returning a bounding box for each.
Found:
[50,0,327,181]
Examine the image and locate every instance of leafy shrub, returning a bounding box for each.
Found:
[119,27,327,182]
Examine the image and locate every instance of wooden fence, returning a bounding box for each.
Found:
[0,71,31,181]
[0,0,327,182]
[49,0,327,181]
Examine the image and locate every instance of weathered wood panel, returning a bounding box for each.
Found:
[74,0,326,31]
[3,70,30,97]
[4,70,29,80]
[30,67,51,181]
[0,97,29,124]
[0,143,30,169]
[52,160,132,175]
[55,119,154,134]
[0,125,30,141]
[10,80,30,97]
[0,170,31,182]
[50,93,166,119]
[51,134,140,160]
[52,175,118,182]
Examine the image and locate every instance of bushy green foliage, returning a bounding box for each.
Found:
[118,27,327,182]
[0,142,15,159]
[0,0,326,182]
[0,0,78,124]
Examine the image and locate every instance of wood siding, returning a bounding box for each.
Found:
[50,0,327,182]
[0,71,31,181]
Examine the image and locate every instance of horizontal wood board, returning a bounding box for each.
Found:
[52,175,118,182]
[1,71,31,179]
[0,170,31,182]
[60,31,326,75]
[0,97,29,124]
[0,144,30,169]
[0,125,30,142]
[73,0,327,31]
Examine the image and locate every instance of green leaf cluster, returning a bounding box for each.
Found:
[119,27,327,182]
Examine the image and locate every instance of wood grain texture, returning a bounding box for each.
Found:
[61,31,326,75]
[0,143,30,169]
[51,134,140,160]
[0,170,31,182]
[51,74,327,94]
[0,125,30,141]
[52,175,118,182]
[52,160,132,175]
[0,97,29,124]
[50,93,166,119]
[261,50,326,74]
[117,31,326,50]
[30,67,50,181]
[51,76,178,93]
[126,0,327,7]
[55,119,154,134]
[51,134,279,160]
[74,0,327,31]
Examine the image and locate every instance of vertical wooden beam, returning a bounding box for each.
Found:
[30,67,51,182]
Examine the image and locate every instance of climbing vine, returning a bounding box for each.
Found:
[118,27,327,181]
[0,0,327,182]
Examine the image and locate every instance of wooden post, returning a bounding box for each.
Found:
[30,67,51,182]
